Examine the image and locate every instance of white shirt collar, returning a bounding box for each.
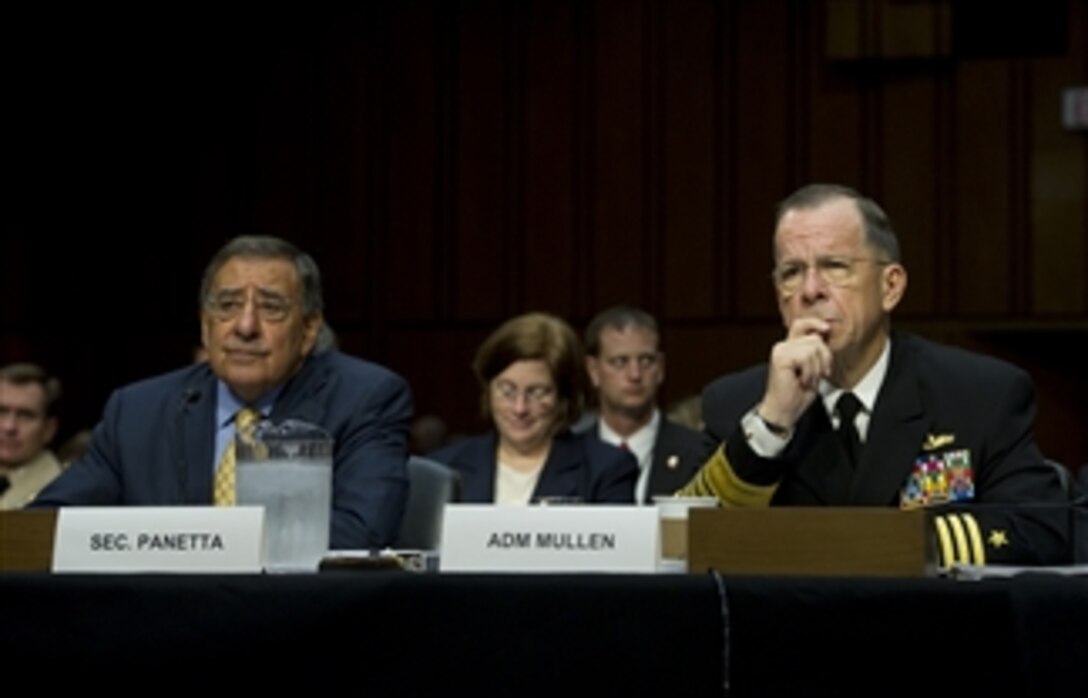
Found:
[819,337,891,431]
[598,408,659,469]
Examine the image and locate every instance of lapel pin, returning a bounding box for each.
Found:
[667,455,679,469]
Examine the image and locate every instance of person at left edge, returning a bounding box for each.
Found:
[0,363,64,509]
[32,235,414,549]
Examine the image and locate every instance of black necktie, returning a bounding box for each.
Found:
[835,392,863,468]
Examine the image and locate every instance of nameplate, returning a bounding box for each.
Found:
[52,506,264,573]
[439,505,659,573]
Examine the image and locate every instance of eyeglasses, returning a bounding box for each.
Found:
[772,256,889,294]
[492,381,556,406]
[205,292,293,323]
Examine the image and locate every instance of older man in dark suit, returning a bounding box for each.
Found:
[33,236,413,549]
[680,183,1074,566]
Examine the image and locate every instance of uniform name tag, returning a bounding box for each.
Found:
[52,506,264,573]
[439,504,658,573]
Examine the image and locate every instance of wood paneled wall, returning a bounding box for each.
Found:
[5,1,1087,466]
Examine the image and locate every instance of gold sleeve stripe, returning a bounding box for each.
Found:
[675,444,777,507]
[961,512,986,566]
[933,515,954,569]
[946,513,970,566]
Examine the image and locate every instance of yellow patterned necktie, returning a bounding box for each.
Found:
[214,407,262,506]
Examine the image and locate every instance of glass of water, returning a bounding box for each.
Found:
[236,419,333,572]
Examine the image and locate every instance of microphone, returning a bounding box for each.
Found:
[175,388,202,503]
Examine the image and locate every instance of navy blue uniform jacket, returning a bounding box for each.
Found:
[700,331,1075,564]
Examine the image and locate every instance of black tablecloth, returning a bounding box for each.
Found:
[2,571,1084,696]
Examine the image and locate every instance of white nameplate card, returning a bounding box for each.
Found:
[52,506,264,573]
[439,504,659,573]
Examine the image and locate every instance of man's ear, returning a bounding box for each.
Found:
[301,314,324,354]
[585,356,601,388]
[882,263,908,313]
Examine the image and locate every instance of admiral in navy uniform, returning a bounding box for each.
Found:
[679,183,1073,566]
[583,306,704,503]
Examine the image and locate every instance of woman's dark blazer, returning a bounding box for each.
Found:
[429,429,637,504]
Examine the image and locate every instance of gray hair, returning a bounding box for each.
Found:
[775,183,901,263]
[199,235,324,316]
[315,322,338,353]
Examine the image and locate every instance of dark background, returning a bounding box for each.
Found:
[3,1,1086,470]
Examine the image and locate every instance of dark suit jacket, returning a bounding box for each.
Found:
[32,350,413,549]
[428,429,637,504]
[589,416,704,503]
[701,331,1074,564]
